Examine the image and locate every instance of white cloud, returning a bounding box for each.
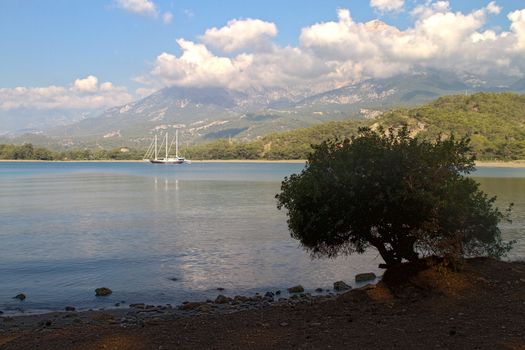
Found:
[201,18,278,52]
[74,75,98,93]
[370,0,405,13]
[145,3,525,92]
[115,0,157,17]
[3,2,525,118]
[509,9,525,51]
[486,1,501,15]
[412,1,451,18]
[0,76,133,111]
[162,11,173,24]
[135,87,157,97]
[151,39,252,88]
[100,82,114,91]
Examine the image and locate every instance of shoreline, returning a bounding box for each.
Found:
[0,284,364,335]
[1,275,373,317]
[1,258,523,349]
[0,159,307,164]
[2,159,525,167]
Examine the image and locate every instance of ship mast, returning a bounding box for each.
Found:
[154,134,158,160]
[176,129,179,158]
[165,132,168,159]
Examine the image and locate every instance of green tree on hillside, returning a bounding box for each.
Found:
[276,127,513,267]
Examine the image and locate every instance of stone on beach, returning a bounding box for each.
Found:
[197,304,214,313]
[13,293,26,301]
[95,287,113,296]
[287,285,304,293]
[355,273,377,282]
[215,295,232,304]
[333,281,351,291]
[179,302,207,311]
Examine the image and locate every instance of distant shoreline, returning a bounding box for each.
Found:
[0,159,307,164]
[1,159,525,167]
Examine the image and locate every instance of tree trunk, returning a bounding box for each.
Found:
[397,236,419,263]
[372,236,418,268]
[371,240,399,268]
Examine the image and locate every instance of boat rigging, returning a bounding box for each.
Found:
[143,129,191,164]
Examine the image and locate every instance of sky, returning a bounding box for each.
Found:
[1,0,525,113]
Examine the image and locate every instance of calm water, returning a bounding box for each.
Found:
[0,162,523,314]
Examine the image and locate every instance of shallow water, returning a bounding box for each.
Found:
[0,162,523,314]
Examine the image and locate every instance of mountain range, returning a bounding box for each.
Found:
[2,69,525,150]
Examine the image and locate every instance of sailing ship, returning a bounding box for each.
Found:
[144,129,191,164]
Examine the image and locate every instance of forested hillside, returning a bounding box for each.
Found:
[2,93,525,161]
[377,93,525,160]
[187,93,525,160]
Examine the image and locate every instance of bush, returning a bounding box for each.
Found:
[276,127,513,268]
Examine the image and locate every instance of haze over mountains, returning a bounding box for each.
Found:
[2,69,525,150]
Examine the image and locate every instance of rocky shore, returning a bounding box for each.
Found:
[0,274,377,332]
[1,258,524,349]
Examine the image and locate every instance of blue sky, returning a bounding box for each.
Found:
[1,0,524,113]
[0,0,521,87]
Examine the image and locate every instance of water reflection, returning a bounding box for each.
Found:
[476,177,525,259]
[0,162,523,314]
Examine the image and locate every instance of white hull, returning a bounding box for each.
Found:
[149,157,187,164]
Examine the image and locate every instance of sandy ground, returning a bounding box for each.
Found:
[475,161,525,168]
[1,258,524,350]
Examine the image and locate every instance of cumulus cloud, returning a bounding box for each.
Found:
[151,39,253,88]
[148,35,338,91]
[411,1,452,19]
[142,2,525,92]
[201,18,278,52]
[486,1,501,15]
[370,0,405,13]
[115,0,157,17]
[100,81,114,91]
[74,75,98,93]
[0,76,133,111]
[3,1,524,117]
[509,9,525,51]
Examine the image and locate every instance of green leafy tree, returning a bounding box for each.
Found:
[276,127,513,268]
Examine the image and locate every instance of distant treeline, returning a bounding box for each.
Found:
[2,93,525,161]
[0,144,143,161]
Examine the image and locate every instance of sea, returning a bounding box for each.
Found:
[0,162,523,314]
